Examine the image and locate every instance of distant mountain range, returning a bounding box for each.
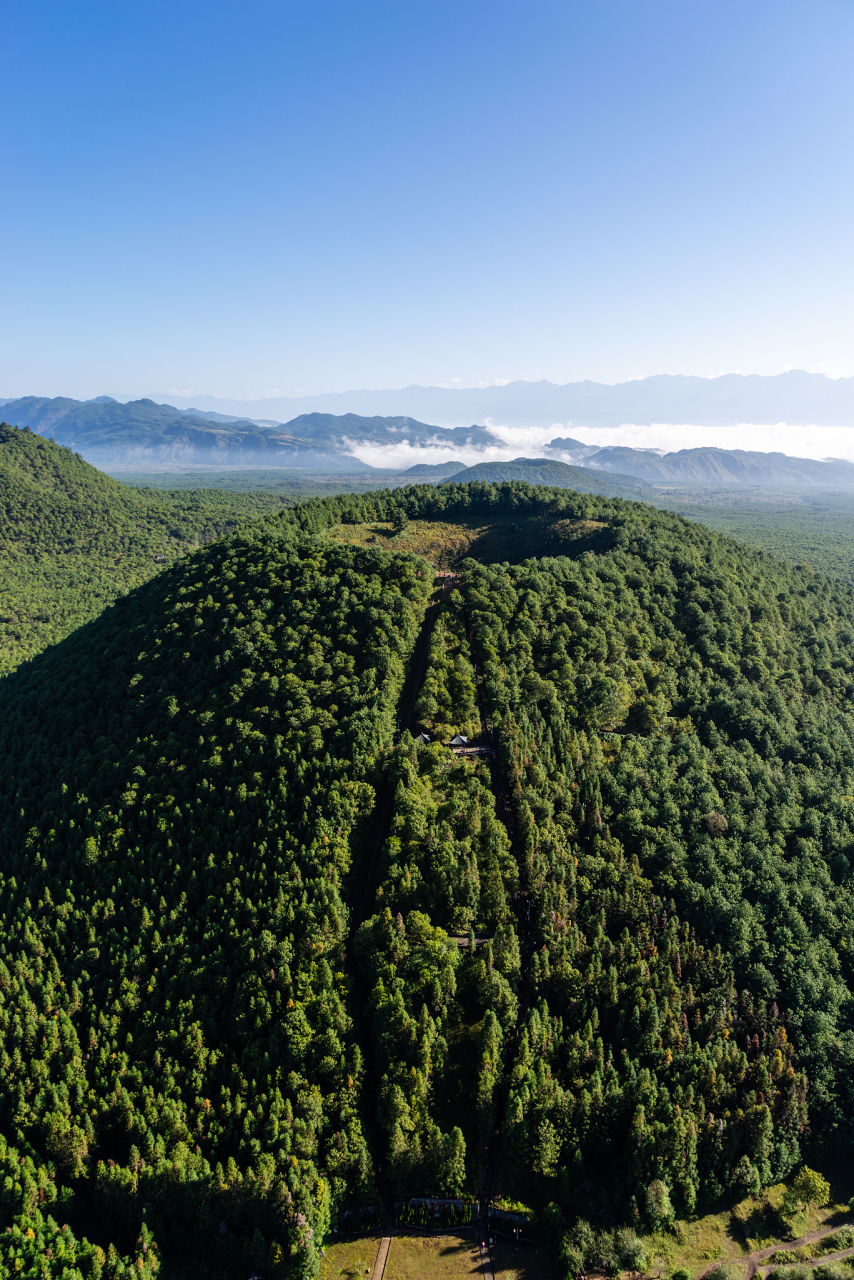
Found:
[546,439,854,487]
[4,393,854,488]
[153,370,854,429]
[0,398,492,469]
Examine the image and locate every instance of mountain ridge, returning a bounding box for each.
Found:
[6,394,854,486]
[549,441,854,487]
[154,369,854,428]
[0,398,495,468]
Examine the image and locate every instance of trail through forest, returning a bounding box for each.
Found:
[350,564,534,1236]
[347,570,458,1231]
[457,572,537,1207]
[11,473,854,1278]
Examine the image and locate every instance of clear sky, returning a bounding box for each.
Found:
[3,0,854,401]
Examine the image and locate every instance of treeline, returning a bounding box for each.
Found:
[263,473,632,537]
[0,523,430,1276]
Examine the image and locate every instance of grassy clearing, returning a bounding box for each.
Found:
[317,1235,382,1278]
[323,512,613,567]
[317,1232,558,1280]
[323,519,484,567]
[383,1233,482,1278]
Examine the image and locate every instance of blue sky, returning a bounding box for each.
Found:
[3,0,854,400]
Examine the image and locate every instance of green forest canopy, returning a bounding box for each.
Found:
[0,422,292,674]
[1,473,854,1276]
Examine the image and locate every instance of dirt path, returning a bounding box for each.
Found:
[736,1222,854,1280]
[479,1236,496,1280]
[797,1243,854,1271]
[479,1162,497,1280]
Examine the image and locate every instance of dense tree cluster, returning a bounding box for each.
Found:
[0,423,291,674]
[463,500,854,1215]
[351,593,516,1200]
[413,600,480,741]
[0,1126,159,1280]
[356,725,520,1196]
[0,524,430,1275]
[373,737,515,935]
[655,492,854,585]
[3,473,854,1274]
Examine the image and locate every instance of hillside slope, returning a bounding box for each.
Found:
[0,525,431,1268]
[443,455,649,495]
[463,506,854,1210]
[0,424,290,673]
[2,481,854,1271]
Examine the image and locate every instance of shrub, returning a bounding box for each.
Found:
[815,1267,854,1280]
[704,1265,742,1280]
[769,1267,813,1280]
[561,1243,585,1278]
[540,1203,567,1253]
[615,1227,649,1272]
[734,1155,762,1197]
[561,1219,597,1275]
[594,1229,619,1275]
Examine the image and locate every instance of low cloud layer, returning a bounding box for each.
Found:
[344,420,854,470]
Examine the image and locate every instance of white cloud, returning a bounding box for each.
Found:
[339,418,854,471]
[341,433,516,470]
[485,420,854,464]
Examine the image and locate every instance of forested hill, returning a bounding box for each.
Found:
[442,456,649,495]
[2,478,854,1276]
[0,522,433,1276]
[0,423,291,673]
